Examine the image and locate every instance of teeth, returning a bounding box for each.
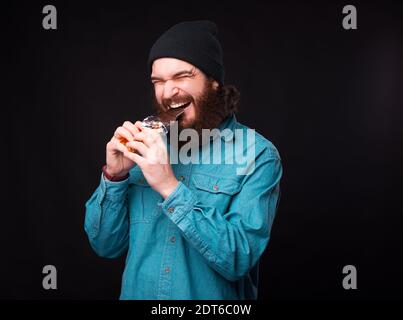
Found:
[169,102,189,109]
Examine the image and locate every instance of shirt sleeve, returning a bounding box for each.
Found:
[159,147,283,281]
[84,173,130,258]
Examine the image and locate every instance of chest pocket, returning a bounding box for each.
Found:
[191,173,242,211]
[127,170,162,224]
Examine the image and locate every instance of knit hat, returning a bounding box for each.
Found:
[148,20,225,86]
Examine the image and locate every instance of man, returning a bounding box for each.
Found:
[85,20,282,300]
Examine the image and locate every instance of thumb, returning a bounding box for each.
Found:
[123,151,146,168]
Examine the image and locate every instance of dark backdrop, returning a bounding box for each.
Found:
[3,0,403,300]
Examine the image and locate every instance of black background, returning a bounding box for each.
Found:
[3,0,403,300]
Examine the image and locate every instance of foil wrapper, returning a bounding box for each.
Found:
[141,115,168,135]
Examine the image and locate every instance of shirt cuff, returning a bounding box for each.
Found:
[99,173,130,202]
[102,164,129,181]
[159,182,197,224]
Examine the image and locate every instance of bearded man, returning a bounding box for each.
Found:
[85,20,282,300]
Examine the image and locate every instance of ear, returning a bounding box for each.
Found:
[212,80,219,90]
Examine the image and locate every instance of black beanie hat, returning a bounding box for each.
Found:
[148,20,225,86]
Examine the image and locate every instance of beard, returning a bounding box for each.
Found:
[151,79,231,147]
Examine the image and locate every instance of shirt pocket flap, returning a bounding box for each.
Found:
[192,174,241,195]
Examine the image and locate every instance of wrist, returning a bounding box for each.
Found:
[159,178,179,199]
[102,165,129,181]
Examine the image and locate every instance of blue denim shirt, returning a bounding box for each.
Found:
[84,115,282,299]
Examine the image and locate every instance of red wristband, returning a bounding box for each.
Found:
[102,165,129,182]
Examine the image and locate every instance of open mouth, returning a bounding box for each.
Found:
[168,101,191,110]
[158,101,192,125]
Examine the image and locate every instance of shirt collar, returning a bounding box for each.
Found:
[214,113,237,141]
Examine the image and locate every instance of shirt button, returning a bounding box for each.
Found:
[168,207,174,214]
[213,185,219,191]
[170,236,176,243]
[178,175,185,181]
[165,267,171,273]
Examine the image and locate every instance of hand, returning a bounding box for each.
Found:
[124,128,178,199]
[105,121,143,178]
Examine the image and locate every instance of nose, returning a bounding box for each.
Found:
[162,80,179,100]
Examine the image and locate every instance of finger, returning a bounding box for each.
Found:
[113,139,129,153]
[126,140,148,156]
[142,128,166,148]
[123,150,146,167]
[114,126,134,143]
[112,136,137,153]
[134,121,144,131]
[122,121,140,136]
[133,131,155,147]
